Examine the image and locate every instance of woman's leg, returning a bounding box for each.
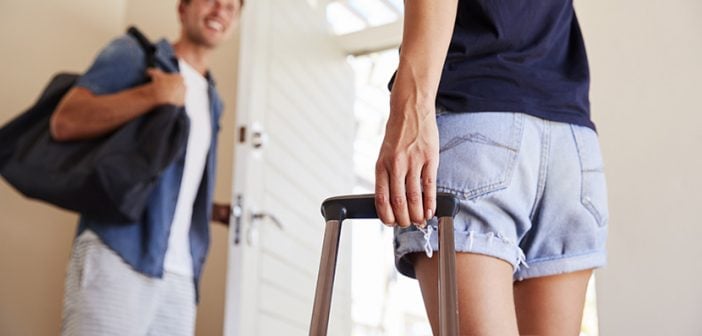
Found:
[513,269,593,336]
[414,252,520,336]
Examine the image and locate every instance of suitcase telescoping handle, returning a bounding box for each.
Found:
[310,193,460,336]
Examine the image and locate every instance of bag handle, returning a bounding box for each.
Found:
[126,26,156,68]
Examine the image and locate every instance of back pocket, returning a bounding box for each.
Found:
[436,113,524,199]
[571,125,609,227]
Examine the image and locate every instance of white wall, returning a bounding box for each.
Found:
[576,0,702,334]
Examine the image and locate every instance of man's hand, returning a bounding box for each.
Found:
[212,203,231,225]
[147,68,186,107]
[375,103,439,228]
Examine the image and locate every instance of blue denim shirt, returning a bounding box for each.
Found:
[75,34,223,299]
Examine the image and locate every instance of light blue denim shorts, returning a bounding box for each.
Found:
[394,112,609,281]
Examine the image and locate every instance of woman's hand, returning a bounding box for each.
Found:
[375,99,439,228]
[373,0,457,228]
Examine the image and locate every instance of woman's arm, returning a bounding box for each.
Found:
[375,0,458,227]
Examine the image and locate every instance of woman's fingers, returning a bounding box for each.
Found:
[375,165,396,225]
[389,159,411,228]
[406,164,426,225]
[422,159,438,221]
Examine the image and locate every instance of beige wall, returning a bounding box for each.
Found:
[0,2,127,335]
[0,1,238,335]
[576,0,702,334]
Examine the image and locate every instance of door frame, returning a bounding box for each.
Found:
[223,0,270,334]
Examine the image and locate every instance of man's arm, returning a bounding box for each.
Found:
[375,0,458,227]
[50,68,185,141]
[212,203,231,225]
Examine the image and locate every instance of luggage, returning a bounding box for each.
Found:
[309,193,460,335]
[0,27,188,222]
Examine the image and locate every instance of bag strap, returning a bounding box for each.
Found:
[127,26,156,68]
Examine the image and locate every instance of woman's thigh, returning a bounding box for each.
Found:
[414,252,519,336]
[513,269,593,336]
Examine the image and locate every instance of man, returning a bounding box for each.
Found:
[376,1,608,335]
[50,0,242,335]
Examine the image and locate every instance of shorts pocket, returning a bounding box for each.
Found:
[436,112,524,199]
[74,231,111,290]
[571,125,609,227]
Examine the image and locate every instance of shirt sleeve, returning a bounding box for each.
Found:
[76,34,148,95]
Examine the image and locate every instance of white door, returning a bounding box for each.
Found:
[223,0,355,335]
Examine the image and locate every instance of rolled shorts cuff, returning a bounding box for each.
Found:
[395,229,523,279]
[514,250,607,281]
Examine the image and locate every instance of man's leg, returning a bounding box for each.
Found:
[414,252,520,336]
[513,269,593,336]
[62,230,159,336]
[147,272,196,336]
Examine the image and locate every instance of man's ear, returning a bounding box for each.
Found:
[177,1,186,21]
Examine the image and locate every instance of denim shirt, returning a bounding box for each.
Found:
[74,34,223,300]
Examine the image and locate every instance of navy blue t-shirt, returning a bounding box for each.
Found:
[391,0,594,130]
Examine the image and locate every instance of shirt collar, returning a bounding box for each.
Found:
[154,39,216,86]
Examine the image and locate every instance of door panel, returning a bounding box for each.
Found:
[224,0,355,335]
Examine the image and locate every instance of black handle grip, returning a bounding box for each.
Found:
[321,192,459,221]
[127,26,157,68]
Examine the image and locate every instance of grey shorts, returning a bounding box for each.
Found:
[394,112,609,281]
[62,230,196,336]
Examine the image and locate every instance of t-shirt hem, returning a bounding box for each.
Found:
[437,101,596,131]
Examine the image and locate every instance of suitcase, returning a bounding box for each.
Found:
[309,193,460,335]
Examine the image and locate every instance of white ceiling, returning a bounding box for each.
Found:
[326,0,403,35]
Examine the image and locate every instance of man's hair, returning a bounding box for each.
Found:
[181,0,244,6]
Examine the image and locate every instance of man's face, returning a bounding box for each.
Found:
[179,0,240,49]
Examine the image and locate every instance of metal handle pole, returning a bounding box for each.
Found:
[311,193,459,335]
[309,220,343,336]
[439,216,459,335]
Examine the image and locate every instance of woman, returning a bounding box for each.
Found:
[374,1,608,334]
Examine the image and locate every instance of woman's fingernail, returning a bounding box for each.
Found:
[426,208,433,220]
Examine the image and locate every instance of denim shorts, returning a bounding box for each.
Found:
[394,112,609,281]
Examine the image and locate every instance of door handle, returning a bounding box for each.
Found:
[250,122,268,149]
[251,211,284,230]
[232,195,243,245]
[247,210,285,246]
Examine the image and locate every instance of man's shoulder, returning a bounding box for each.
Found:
[97,34,148,67]
[76,33,150,95]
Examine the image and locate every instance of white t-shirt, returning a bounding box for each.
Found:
[163,60,212,276]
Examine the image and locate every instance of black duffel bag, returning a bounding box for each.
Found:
[0,27,188,222]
